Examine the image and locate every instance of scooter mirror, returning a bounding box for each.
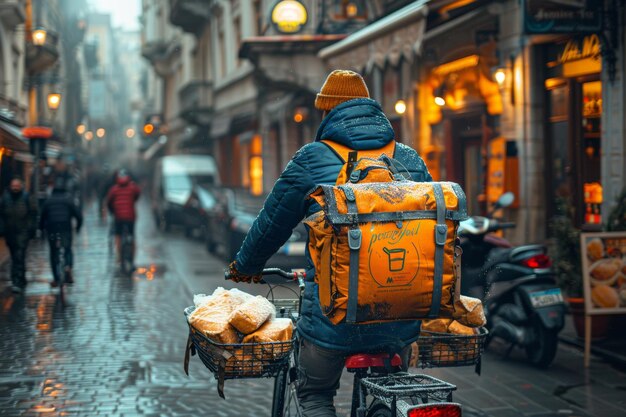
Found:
[496,192,515,209]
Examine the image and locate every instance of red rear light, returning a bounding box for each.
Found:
[407,403,462,417]
[521,254,552,269]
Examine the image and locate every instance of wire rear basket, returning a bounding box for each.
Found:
[184,303,296,381]
[361,373,456,404]
[415,327,488,368]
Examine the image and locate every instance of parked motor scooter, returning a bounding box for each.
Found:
[458,192,566,367]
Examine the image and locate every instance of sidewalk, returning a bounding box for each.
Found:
[559,314,626,370]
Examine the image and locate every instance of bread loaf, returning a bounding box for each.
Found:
[421,318,452,333]
[229,295,276,334]
[189,304,240,344]
[224,348,263,376]
[243,318,293,360]
[448,320,477,336]
[453,296,486,327]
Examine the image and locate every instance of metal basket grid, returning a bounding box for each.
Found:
[416,327,488,368]
[184,304,296,380]
[361,373,456,403]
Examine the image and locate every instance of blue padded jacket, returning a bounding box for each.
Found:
[235,98,432,352]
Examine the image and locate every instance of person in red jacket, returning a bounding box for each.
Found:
[105,170,141,266]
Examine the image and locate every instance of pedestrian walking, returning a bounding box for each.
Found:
[0,177,38,293]
[105,169,141,268]
[39,181,83,287]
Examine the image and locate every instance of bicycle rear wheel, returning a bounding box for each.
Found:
[120,233,134,276]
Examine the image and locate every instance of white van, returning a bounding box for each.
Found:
[152,155,220,231]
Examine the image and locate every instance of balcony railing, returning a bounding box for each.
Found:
[169,0,211,34]
[179,80,213,125]
[141,37,182,77]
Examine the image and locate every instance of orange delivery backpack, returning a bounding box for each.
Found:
[304,140,468,325]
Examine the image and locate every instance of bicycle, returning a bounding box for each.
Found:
[49,232,70,306]
[119,224,134,276]
[186,268,487,417]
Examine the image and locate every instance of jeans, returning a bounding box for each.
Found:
[6,239,28,288]
[48,233,73,283]
[296,338,411,417]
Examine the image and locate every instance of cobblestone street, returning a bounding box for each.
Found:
[0,201,625,417]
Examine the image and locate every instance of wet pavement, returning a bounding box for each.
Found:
[0,199,625,417]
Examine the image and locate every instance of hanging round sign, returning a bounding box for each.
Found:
[271,0,308,34]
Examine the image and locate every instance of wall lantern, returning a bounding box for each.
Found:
[494,68,506,86]
[32,28,47,46]
[434,85,446,107]
[47,93,61,110]
[394,99,407,115]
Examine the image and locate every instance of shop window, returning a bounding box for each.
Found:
[249,134,263,196]
[582,80,602,225]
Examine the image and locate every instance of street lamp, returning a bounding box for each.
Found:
[32,27,47,46]
[76,124,86,135]
[96,128,106,138]
[126,128,135,138]
[84,131,93,141]
[47,93,61,110]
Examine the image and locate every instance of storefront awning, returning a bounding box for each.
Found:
[318,0,429,71]
[0,119,29,153]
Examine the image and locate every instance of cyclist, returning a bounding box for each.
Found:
[228,70,432,416]
[39,180,83,287]
[105,169,141,268]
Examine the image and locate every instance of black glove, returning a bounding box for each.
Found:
[227,261,262,283]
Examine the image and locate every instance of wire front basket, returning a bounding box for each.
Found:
[415,327,488,368]
[184,303,297,381]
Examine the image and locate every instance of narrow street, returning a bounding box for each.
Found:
[0,200,624,417]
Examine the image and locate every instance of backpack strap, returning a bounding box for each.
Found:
[321,140,396,163]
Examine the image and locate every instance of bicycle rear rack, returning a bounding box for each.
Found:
[360,373,457,416]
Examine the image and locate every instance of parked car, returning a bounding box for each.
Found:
[198,187,307,269]
[152,155,219,233]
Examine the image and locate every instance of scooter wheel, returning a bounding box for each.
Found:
[525,318,558,368]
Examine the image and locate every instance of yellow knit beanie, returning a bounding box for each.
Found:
[315,70,370,111]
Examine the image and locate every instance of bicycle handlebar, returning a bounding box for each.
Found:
[224,267,306,289]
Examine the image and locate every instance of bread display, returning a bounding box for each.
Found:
[589,258,621,284]
[452,296,486,327]
[591,284,620,308]
[243,318,294,359]
[587,238,604,261]
[229,295,276,334]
